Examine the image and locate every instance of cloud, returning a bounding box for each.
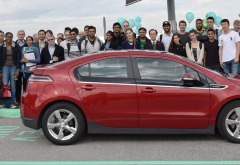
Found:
[0,0,239,41]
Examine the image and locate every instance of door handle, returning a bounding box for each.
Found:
[141,88,156,93]
[81,85,95,90]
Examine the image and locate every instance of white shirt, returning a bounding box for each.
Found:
[157,32,173,51]
[151,40,157,45]
[218,31,240,62]
[60,40,70,50]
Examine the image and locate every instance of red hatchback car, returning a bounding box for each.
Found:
[21,50,240,145]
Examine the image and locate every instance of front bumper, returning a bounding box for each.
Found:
[21,116,40,130]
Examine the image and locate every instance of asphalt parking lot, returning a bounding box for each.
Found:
[1,118,240,164]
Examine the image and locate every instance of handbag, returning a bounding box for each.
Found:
[0,79,11,99]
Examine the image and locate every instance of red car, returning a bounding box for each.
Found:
[21,51,240,145]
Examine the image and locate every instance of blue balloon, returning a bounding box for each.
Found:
[117,18,125,26]
[135,22,141,29]
[135,28,139,35]
[186,12,194,23]
[192,26,197,30]
[135,16,142,23]
[185,27,191,32]
[215,16,222,27]
[128,19,135,28]
[208,12,217,22]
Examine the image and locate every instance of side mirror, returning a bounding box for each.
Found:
[183,73,197,86]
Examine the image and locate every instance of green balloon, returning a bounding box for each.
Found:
[239,14,240,17]
[206,13,208,19]
[120,27,123,33]
[202,19,208,29]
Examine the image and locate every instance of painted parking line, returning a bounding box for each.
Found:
[0,109,20,118]
[0,161,240,165]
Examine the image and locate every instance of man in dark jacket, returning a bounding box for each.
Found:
[112,22,125,49]
[40,34,64,64]
[137,27,150,49]
[144,29,165,51]
[14,30,28,105]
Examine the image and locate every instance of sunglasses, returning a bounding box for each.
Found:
[48,39,54,41]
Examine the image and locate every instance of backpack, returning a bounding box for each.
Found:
[67,42,82,57]
[187,41,203,50]
[83,38,103,53]
[159,34,163,42]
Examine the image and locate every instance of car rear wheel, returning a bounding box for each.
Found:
[218,100,240,143]
[42,102,85,145]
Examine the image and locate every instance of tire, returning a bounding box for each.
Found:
[218,100,240,143]
[42,102,85,145]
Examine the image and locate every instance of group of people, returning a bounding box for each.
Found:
[0,17,240,109]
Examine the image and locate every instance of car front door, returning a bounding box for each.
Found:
[131,55,210,129]
[71,56,138,128]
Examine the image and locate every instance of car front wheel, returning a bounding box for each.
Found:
[42,103,85,145]
[218,100,240,143]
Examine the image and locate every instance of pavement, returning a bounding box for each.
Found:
[0,118,240,164]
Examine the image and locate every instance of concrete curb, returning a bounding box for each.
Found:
[0,109,20,118]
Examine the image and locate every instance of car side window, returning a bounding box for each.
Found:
[136,58,185,81]
[76,58,128,78]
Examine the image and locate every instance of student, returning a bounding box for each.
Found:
[104,31,118,50]
[60,30,71,60]
[219,19,240,74]
[204,29,221,71]
[67,29,81,58]
[178,20,191,49]
[168,34,186,57]
[21,36,40,83]
[81,26,104,55]
[157,21,173,51]
[207,17,219,40]
[46,30,53,39]
[14,30,27,105]
[121,28,140,50]
[112,22,125,49]
[186,30,205,64]
[121,21,136,39]
[33,30,48,53]
[57,33,64,40]
[40,34,64,64]
[137,27,150,49]
[233,20,240,35]
[144,29,165,51]
[196,19,208,43]
[0,32,21,109]
[57,38,64,46]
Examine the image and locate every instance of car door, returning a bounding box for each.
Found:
[131,55,210,129]
[71,56,138,128]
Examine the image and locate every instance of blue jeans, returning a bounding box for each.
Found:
[223,60,239,75]
[2,66,16,107]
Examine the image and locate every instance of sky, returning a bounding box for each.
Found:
[0,0,239,41]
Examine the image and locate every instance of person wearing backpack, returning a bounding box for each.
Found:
[186,30,204,64]
[207,17,219,40]
[81,26,104,55]
[157,21,173,51]
[66,29,81,58]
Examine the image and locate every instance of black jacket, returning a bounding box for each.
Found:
[40,44,64,64]
[144,41,165,51]
[112,33,125,48]
[0,43,21,72]
[15,40,27,51]
[104,40,118,50]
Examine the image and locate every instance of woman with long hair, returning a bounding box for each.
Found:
[168,34,186,57]
[186,30,204,64]
[121,28,140,49]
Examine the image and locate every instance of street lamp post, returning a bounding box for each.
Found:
[167,0,177,33]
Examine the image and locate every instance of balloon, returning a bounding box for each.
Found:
[135,22,141,29]
[208,12,216,21]
[117,18,125,27]
[202,19,208,29]
[186,12,194,23]
[215,16,222,27]
[185,27,191,32]
[135,16,142,23]
[135,28,139,35]
[192,26,197,30]
[239,14,240,17]
[206,13,208,19]
[128,19,135,28]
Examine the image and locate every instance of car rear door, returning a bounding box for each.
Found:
[70,54,139,128]
[131,54,210,129]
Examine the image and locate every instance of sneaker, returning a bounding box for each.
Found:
[0,105,5,109]
[9,105,17,109]
[14,102,20,105]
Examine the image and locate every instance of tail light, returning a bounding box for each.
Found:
[28,75,54,83]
